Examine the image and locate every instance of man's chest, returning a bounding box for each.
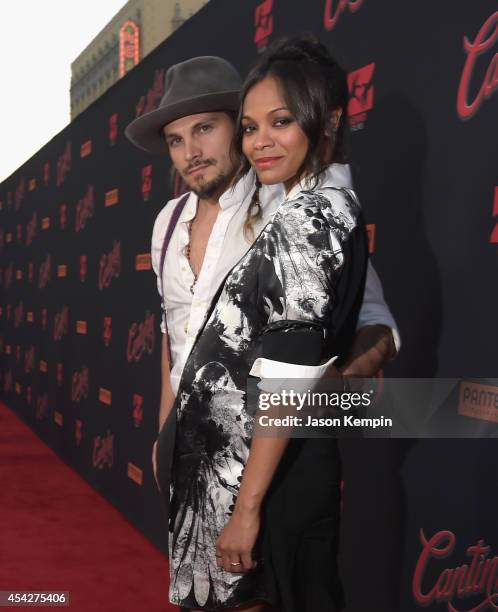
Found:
[188,213,218,276]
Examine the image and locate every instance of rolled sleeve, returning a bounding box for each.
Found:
[357,260,401,353]
[250,354,338,392]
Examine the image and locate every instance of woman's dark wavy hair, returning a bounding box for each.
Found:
[234,35,349,239]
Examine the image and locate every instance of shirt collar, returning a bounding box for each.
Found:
[179,191,198,223]
[180,170,255,222]
[219,170,256,210]
[285,163,353,201]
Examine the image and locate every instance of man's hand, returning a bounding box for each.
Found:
[341,324,395,378]
[152,440,160,490]
[216,507,260,574]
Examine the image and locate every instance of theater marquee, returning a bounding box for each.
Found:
[119,20,140,77]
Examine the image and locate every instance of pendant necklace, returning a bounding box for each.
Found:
[185,218,198,294]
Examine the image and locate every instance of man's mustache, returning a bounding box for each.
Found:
[184,159,216,174]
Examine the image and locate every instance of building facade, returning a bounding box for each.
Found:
[70,0,208,119]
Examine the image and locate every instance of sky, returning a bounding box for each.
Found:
[0,1,127,183]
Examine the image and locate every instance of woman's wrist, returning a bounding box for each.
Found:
[234,495,262,516]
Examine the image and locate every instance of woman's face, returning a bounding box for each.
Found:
[241,76,309,192]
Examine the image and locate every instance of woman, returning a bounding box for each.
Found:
[156,36,368,611]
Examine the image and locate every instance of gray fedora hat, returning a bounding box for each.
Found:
[125,56,242,154]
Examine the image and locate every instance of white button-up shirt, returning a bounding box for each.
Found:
[151,165,400,395]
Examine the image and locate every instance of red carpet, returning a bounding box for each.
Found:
[0,402,177,611]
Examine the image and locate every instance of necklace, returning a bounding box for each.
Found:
[185,218,198,294]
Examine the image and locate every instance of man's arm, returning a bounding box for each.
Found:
[152,334,176,488]
[341,261,400,377]
[150,201,178,432]
[150,200,178,486]
[158,333,176,431]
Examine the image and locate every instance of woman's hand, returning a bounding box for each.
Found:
[215,506,260,573]
[216,436,289,573]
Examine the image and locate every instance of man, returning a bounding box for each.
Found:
[126,55,402,612]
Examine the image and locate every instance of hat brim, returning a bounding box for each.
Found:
[125,90,240,154]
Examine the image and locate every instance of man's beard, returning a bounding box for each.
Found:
[183,160,233,199]
[189,171,231,199]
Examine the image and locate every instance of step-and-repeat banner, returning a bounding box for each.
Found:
[1,1,496,610]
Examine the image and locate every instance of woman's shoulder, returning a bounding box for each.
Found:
[276,186,362,230]
[292,186,360,210]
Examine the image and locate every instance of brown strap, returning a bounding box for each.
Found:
[158,193,190,368]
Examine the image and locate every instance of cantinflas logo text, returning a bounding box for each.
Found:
[457,12,498,120]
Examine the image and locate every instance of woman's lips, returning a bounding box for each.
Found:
[253,156,283,169]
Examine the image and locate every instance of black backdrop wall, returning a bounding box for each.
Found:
[1,2,497,610]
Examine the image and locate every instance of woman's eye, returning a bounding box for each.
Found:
[242,124,256,134]
[274,117,293,127]
[199,124,212,133]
